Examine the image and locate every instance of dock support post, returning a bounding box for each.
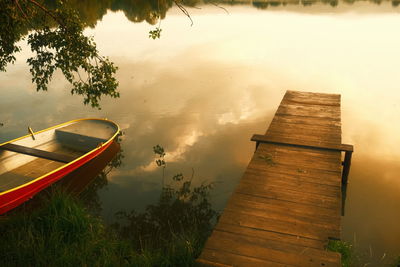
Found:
[341,150,352,185]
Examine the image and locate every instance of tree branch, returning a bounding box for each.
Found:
[25,0,65,26]
[14,0,29,20]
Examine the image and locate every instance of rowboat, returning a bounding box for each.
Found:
[0,118,120,215]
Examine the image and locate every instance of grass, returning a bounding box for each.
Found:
[327,239,353,267]
[0,189,214,267]
[327,239,400,267]
[0,192,130,266]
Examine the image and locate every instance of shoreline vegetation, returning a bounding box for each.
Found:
[0,145,218,266]
[0,183,216,266]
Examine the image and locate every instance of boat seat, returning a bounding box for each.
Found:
[55,129,108,152]
[0,143,75,163]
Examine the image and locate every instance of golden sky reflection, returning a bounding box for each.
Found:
[1,4,400,259]
[343,155,400,263]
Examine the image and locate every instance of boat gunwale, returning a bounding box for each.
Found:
[0,118,120,196]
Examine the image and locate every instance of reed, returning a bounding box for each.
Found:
[0,145,218,266]
[0,192,127,266]
[0,190,211,266]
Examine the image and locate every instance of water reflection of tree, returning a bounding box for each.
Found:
[43,0,400,26]
[111,0,174,25]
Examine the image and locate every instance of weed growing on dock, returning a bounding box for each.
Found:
[258,153,275,166]
[327,239,353,267]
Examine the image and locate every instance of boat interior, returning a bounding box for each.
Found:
[0,120,118,192]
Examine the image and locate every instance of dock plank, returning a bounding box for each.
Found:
[214,222,327,250]
[197,91,344,266]
[224,198,340,231]
[199,248,290,267]
[205,230,341,267]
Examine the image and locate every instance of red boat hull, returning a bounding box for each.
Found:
[0,142,111,215]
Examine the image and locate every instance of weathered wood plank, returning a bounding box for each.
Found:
[225,197,340,230]
[218,209,340,241]
[231,193,340,220]
[246,163,342,185]
[204,230,341,267]
[253,151,342,174]
[269,120,342,134]
[214,222,326,250]
[235,181,341,210]
[285,90,340,102]
[282,92,340,106]
[199,248,290,267]
[197,91,344,267]
[265,127,342,142]
[241,170,341,197]
[276,104,341,120]
[271,114,342,127]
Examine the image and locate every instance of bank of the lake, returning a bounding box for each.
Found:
[2,191,399,267]
[0,190,215,267]
[0,149,217,267]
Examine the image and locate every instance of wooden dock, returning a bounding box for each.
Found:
[197,91,353,267]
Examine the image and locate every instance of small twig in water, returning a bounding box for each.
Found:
[210,2,229,14]
[173,0,193,26]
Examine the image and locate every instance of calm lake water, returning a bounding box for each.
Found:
[1,1,400,265]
